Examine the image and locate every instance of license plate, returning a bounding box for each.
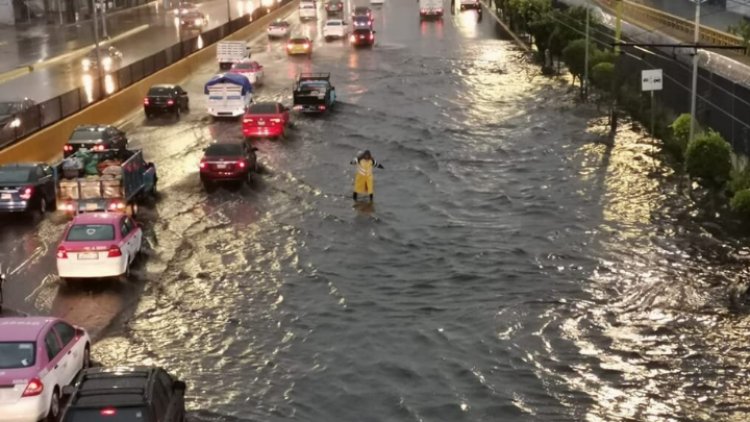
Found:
[86,203,98,211]
[1,194,10,200]
[216,164,227,169]
[258,121,265,126]
[77,252,98,260]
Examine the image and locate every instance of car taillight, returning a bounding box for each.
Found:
[199,160,207,169]
[437,8,442,12]
[286,44,293,49]
[19,186,33,200]
[100,408,117,416]
[107,245,122,258]
[167,99,175,105]
[303,43,310,49]
[270,118,281,124]
[421,8,426,12]
[63,144,73,152]
[238,161,246,169]
[93,144,105,151]
[369,33,374,41]
[350,34,356,42]
[22,378,43,397]
[108,202,125,211]
[318,105,326,111]
[56,245,68,259]
[243,117,255,124]
[143,98,149,105]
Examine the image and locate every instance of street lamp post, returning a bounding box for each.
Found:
[92,0,105,99]
[226,0,231,22]
[583,4,590,100]
[689,0,706,145]
[100,0,109,39]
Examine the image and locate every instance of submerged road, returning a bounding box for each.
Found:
[3,1,750,421]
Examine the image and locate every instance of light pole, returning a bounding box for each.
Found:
[614,0,622,55]
[583,3,590,100]
[100,0,109,39]
[689,0,707,145]
[226,0,231,22]
[92,0,105,99]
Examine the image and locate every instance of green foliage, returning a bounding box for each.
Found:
[590,62,614,93]
[562,39,588,82]
[507,0,551,33]
[685,130,732,186]
[590,49,616,69]
[728,19,750,54]
[729,156,750,194]
[669,113,696,157]
[730,189,750,216]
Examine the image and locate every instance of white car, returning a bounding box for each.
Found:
[459,0,479,9]
[0,317,91,422]
[323,19,347,41]
[229,60,265,86]
[267,19,291,38]
[56,212,143,282]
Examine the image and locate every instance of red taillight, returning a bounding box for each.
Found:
[318,105,326,111]
[107,245,122,258]
[286,43,293,49]
[270,118,281,124]
[143,98,149,105]
[108,202,125,211]
[93,144,105,151]
[199,160,207,169]
[56,245,68,259]
[22,378,43,397]
[63,144,73,152]
[303,43,310,49]
[243,117,255,124]
[369,33,374,41]
[238,161,246,169]
[421,8,426,12]
[350,35,356,42]
[437,8,443,12]
[167,99,175,106]
[100,408,117,416]
[19,186,33,200]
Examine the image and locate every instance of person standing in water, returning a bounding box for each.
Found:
[351,150,384,202]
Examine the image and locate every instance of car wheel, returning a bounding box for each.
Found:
[38,197,47,216]
[175,106,181,120]
[82,345,91,369]
[185,99,190,111]
[45,388,60,422]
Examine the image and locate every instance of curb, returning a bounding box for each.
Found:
[478,1,531,53]
[0,24,151,85]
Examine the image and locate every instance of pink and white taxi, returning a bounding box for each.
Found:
[228,59,264,86]
[56,212,143,282]
[0,317,91,422]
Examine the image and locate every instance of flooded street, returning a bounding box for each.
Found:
[2,1,750,421]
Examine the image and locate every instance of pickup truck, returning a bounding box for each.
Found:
[292,73,337,113]
[56,149,157,217]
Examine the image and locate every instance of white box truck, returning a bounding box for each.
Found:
[419,0,444,19]
[299,0,317,21]
[204,73,254,118]
[217,41,250,70]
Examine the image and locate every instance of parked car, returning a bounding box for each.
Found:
[56,212,143,282]
[180,10,208,30]
[0,163,56,215]
[350,28,376,47]
[81,46,123,73]
[144,84,189,119]
[60,367,186,422]
[228,59,265,86]
[0,317,91,422]
[323,18,347,40]
[243,102,291,140]
[267,19,291,38]
[199,141,258,188]
[63,125,128,158]
[286,36,313,56]
[0,98,40,142]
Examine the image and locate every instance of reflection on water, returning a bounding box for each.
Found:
[197,35,204,50]
[82,73,116,102]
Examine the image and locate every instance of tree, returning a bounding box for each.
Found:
[685,129,732,186]
[562,38,601,95]
[591,61,614,110]
[669,113,697,157]
[728,19,750,55]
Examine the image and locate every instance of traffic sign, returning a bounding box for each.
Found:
[641,69,663,91]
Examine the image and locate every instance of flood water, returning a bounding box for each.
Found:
[2,2,750,421]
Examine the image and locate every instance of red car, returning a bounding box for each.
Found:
[242,102,290,140]
[199,141,258,188]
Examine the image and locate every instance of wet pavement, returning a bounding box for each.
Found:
[3,1,750,421]
[0,0,261,100]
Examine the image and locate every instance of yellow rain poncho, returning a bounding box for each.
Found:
[354,158,374,194]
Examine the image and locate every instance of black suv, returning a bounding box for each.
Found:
[64,125,128,157]
[60,366,187,422]
[144,84,189,120]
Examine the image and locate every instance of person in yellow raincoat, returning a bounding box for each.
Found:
[351,150,384,202]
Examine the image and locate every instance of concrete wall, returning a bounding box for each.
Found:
[0,0,15,24]
[0,0,299,165]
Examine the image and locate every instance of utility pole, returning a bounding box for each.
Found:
[226,0,231,22]
[583,4,590,100]
[614,0,622,55]
[688,0,705,145]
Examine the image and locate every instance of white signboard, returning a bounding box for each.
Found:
[641,69,663,92]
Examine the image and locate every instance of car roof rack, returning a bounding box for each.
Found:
[297,73,331,82]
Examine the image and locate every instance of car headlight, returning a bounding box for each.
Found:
[9,118,21,128]
[195,18,202,24]
[102,57,113,70]
[82,58,91,69]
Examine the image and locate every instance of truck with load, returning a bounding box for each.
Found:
[56,148,157,216]
[217,41,251,70]
[204,73,254,118]
[292,73,337,114]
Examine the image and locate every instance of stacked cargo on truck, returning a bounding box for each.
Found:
[204,73,254,117]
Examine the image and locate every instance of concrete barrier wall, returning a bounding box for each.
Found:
[0,0,299,166]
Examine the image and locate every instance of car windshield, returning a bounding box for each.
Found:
[66,224,116,241]
[147,87,172,96]
[233,63,253,70]
[0,102,19,115]
[354,17,369,22]
[62,407,150,422]
[0,342,36,369]
[205,144,243,156]
[270,21,288,27]
[69,129,106,141]
[300,81,328,91]
[248,103,278,114]
[327,21,341,26]
[0,168,33,183]
[355,8,368,13]
[290,38,308,44]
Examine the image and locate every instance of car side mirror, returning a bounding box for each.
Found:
[62,385,76,397]
[75,328,86,337]
[174,380,187,391]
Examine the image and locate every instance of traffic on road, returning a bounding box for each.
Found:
[2,0,750,421]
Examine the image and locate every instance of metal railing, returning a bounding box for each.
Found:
[0,1,292,150]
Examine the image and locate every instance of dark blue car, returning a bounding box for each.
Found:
[0,163,56,215]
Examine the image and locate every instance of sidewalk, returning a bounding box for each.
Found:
[0,1,169,74]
